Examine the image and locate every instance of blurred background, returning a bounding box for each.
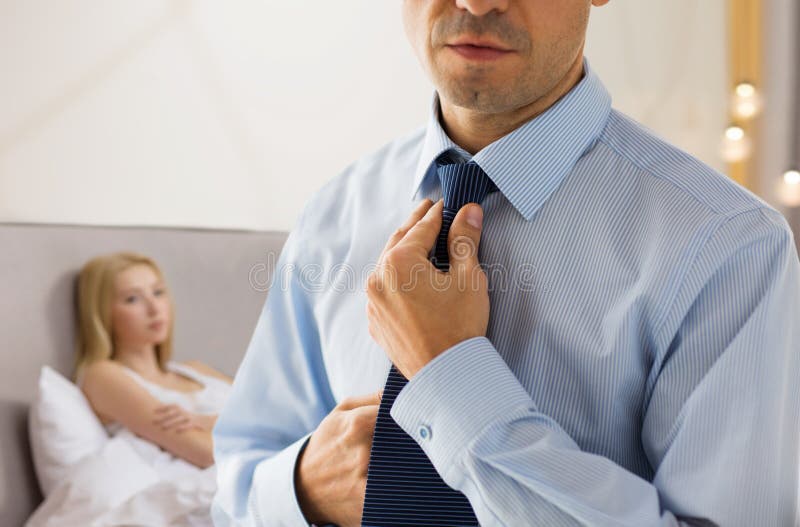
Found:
[0,0,797,237]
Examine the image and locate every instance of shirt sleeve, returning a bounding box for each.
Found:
[390,207,800,526]
[211,207,336,527]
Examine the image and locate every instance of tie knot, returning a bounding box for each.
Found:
[436,156,497,212]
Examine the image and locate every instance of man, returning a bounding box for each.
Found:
[212,1,800,526]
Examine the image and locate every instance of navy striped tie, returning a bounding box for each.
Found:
[361,153,497,527]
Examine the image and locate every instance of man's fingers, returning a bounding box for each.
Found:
[447,203,484,270]
[337,390,383,411]
[397,199,444,256]
[378,199,434,263]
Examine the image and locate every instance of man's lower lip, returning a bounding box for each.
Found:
[447,44,513,61]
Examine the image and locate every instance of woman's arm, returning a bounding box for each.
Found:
[153,403,218,432]
[81,360,214,468]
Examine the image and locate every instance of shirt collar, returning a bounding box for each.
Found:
[411,56,612,222]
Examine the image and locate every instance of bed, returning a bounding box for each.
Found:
[0,222,288,526]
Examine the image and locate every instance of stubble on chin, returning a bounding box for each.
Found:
[427,9,534,113]
[434,58,535,114]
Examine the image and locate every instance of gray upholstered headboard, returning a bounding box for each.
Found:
[0,222,288,526]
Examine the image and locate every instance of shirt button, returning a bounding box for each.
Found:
[418,424,432,441]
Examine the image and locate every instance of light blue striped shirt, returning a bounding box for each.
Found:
[211,58,800,526]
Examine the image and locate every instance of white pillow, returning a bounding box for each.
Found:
[28,365,109,496]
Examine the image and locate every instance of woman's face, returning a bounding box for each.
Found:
[110,264,171,349]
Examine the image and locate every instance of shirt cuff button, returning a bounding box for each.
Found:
[418,424,432,441]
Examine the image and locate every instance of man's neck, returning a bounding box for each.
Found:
[439,54,586,155]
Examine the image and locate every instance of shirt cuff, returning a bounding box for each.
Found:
[249,432,313,526]
[390,336,535,482]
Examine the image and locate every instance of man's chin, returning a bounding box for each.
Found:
[437,83,516,114]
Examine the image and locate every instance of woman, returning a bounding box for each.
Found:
[73,251,233,469]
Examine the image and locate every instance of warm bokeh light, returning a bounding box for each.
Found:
[721,126,752,162]
[784,169,800,185]
[725,126,745,141]
[735,83,756,98]
[731,82,763,120]
[778,170,800,207]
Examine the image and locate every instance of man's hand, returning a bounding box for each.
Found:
[295,391,382,527]
[366,198,489,379]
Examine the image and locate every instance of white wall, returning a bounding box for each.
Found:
[586,0,728,176]
[0,0,729,232]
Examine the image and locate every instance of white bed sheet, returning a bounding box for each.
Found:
[25,428,217,527]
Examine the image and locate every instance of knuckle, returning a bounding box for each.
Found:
[348,412,370,435]
[346,413,362,433]
[336,396,353,410]
[366,272,380,293]
[367,320,378,341]
[356,446,371,468]
[343,417,358,438]
[382,249,398,267]
[383,246,407,267]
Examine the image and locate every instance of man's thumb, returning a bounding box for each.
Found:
[448,203,483,267]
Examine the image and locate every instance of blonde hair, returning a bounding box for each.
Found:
[72,251,174,383]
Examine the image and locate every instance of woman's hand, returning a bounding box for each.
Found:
[153,404,217,433]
